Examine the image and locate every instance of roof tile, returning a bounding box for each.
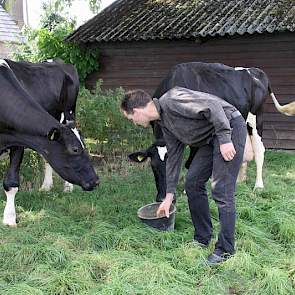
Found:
[66,0,295,43]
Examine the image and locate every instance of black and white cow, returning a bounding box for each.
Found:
[128,62,295,201]
[3,58,80,192]
[0,59,99,227]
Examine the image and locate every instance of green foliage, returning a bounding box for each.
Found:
[12,0,99,83]
[76,82,154,155]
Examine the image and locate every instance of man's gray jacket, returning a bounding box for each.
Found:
[153,86,240,195]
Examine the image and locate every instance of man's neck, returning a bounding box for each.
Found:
[147,101,160,121]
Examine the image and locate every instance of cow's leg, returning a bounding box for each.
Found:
[63,111,74,192]
[237,133,254,183]
[237,162,248,182]
[246,113,265,189]
[3,147,24,227]
[250,130,265,189]
[3,188,18,227]
[40,161,53,191]
[63,181,73,192]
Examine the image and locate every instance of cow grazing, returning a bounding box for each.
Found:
[2,58,80,192]
[0,59,99,227]
[128,62,295,201]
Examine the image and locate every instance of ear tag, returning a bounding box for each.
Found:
[137,155,145,162]
[50,132,56,140]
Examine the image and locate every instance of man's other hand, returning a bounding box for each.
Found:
[220,142,236,161]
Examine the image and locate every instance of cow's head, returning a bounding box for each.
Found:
[44,125,98,190]
[4,126,99,191]
[43,141,99,191]
[48,125,85,155]
[128,143,167,201]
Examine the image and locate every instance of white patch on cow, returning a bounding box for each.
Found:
[235,67,261,83]
[243,134,254,162]
[250,130,265,189]
[244,113,265,189]
[71,128,85,149]
[40,161,53,191]
[3,187,18,227]
[60,112,65,123]
[246,112,256,129]
[235,67,250,74]
[63,181,73,192]
[238,162,248,182]
[157,146,167,161]
[0,59,10,68]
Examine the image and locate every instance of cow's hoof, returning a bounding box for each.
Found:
[237,175,247,183]
[3,219,17,228]
[254,183,264,190]
[39,186,52,192]
[4,222,17,228]
[3,212,17,228]
[63,183,73,192]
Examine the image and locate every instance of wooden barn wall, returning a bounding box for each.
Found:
[86,32,295,150]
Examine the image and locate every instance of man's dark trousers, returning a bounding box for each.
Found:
[184,115,247,255]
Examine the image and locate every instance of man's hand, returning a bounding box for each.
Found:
[220,142,236,161]
[156,193,174,218]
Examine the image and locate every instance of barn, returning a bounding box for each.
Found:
[66,0,295,150]
[0,0,23,58]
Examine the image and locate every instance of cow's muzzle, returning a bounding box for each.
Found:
[82,177,99,191]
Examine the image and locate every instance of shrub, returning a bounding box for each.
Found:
[76,82,154,156]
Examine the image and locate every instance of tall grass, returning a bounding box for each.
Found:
[0,150,294,294]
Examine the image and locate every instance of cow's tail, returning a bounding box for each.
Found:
[268,85,295,116]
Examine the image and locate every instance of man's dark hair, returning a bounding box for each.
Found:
[121,89,152,114]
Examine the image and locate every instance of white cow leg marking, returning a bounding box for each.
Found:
[40,161,53,191]
[63,181,73,192]
[237,162,248,183]
[251,132,265,189]
[3,187,18,227]
[243,133,254,162]
[238,134,253,183]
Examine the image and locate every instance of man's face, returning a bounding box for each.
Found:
[123,109,150,127]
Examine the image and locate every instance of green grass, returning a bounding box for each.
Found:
[0,151,294,294]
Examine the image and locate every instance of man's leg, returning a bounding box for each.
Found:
[184,144,213,246]
[211,116,247,258]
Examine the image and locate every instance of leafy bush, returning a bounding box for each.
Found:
[76,82,154,155]
[13,23,99,84]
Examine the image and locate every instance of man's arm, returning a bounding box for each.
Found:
[157,129,185,218]
[201,101,236,161]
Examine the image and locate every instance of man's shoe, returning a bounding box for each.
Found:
[207,253,231,265]
[192,240,209,248]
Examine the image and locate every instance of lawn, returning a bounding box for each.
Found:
[0,151,294,294]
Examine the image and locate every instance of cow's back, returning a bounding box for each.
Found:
[153,62,266,120]
[4,60,79,118]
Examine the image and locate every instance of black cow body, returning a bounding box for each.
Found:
[153,62,268,138]
[129,62,294,201]
[4,59,80,191]
[4,59,79,123]
[0,59,99,227]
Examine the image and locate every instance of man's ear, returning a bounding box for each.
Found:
[132,108,141,115]
[47,128,60,141]
[128,151,149,163]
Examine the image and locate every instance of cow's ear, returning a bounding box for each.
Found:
[128,151,149,163]
[47,128,60,141]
